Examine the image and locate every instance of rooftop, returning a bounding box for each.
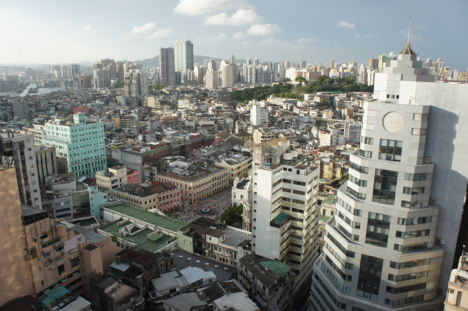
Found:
[102,203,186,233]
[163,292,207,310]
[99,220,172,252]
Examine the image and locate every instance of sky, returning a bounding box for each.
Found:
[1,0,467,70]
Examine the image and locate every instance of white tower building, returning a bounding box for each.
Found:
[310,30,468,311]
[252,139,321,301]
[220,60,233,88]
[205,60,218,89]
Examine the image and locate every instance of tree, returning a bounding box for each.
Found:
[220,205,243,226]
[112,82,124,88]
[295,76,307,86]
[345,75,356,84]
[149,84,165,90]
[316,75,328,84]
[280,78,291,83]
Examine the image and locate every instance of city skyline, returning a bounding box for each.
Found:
[1,0,467,69]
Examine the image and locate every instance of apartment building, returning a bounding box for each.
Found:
[214,153,252,183]
[445,251,468,310]
[252,139,321,303]
[157,161,229,205]
[35,145,59,186]
[178,218,252,267]
[310,41,451,311]
[238,254,296,311]
[96,166,127,190]
[250,102,269,126]
[0,130,42,209]
[42,114,107,178]
[109,182,181,212]
[253,128,274,144]
[0,167,119,306]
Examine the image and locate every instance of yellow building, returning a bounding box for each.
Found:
[157,164,229,204]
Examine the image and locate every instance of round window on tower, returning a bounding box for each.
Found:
[382,112,405,133]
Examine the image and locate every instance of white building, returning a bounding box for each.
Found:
[205,60,218,89]
[220,60,233,88]
[250,102,269,126]
[252,139,320,299]
[310,37,468,311]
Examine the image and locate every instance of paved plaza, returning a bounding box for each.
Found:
[171,185,233,223]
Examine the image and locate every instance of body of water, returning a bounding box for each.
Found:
[0,84,62,97]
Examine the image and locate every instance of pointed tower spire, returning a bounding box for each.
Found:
[399,19,416,55]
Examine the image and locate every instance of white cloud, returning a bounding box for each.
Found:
[205,9,262,25]
[338,21,355,29]
[174,0,248,15]
[233,31,246,39]
[353,34,360,39]
[79,24,97,34]
[297,37,319,45]
[57,20,70,26]
[146,29,173,40]
[122,22,172,41]
[247,24,282,36]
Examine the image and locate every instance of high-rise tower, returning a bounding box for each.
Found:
[252,139,321,302]
[160,47,176,86]
[174,40,194,79]
[310,29,468,311]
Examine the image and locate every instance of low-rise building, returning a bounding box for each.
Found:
[157,161,229,205]
[178,218,252,267]
[238,254,296,311]
[96,166,127,190]
[109,182,180,212]
[253,128,274,144]
[445,250,468,310]
[214,153,252,183]
[99,203,186,253]
[90,277,145,311]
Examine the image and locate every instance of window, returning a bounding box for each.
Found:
[379,139,403,161]
[349,162,369,174]
[365,212,391,247]
[373,169,398,205]
[346,186,366,200]
[348,174,367,187]
[395,229,430,239]
[357,255,383,301]
[359,150,372,158]
[401,200,423,209]
[397,216,432,226]
[388,271,429,282]
[361,136,374,145]
[404,173,427,181]
[390,258,431,269]
[394,242,428,253]
[403,186,425,195]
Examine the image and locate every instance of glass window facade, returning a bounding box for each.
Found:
[373,169,398,205]
[379,139,403,162]
[365,212,391,247]
[357,255,384,301]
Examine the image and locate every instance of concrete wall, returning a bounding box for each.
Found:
[400,81,468,291]
[0,168,35,305]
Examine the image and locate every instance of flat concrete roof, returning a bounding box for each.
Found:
[223,228,251,248]
[173,249,237,283]
[102,203,186,233]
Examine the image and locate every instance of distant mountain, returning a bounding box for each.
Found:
[136,55,252,67]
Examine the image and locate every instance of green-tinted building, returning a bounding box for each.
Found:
[42,114,107,178]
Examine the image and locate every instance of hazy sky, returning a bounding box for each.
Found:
[1,0,467,69]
